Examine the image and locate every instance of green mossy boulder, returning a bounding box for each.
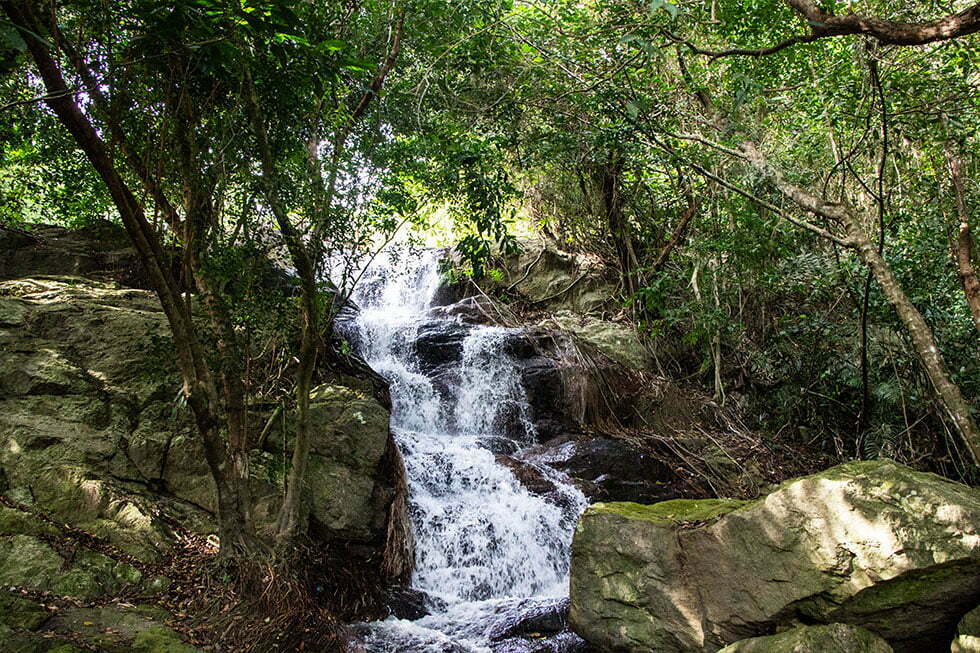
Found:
[132,625,201,653]
[487,240,618,314]
[0,535,142,600]
[548,310,651,370]
[570,460,980,653]
[48,604,199,653]
[0,591,49,630]
[718,624,893,653]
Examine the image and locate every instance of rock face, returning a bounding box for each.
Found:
[569,460,980,653]
[487,239,618,315]
[717,624,893,653]
[0,227,409,613]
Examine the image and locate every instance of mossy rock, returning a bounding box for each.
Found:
[50,604,189,653]
[570,460,980,653]
[549,311,651,370]
[0,623,67,653]
[718,624,893,653]
[588,498,747,524]
[0,506,59,538]
[0,535,143,600]
[953,605,980,653]
[0,590,49,630]
[132,625,200,653]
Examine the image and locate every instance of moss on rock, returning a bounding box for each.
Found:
[570,460,980,653]
[0,591,49,630]
[717,624,893,653]
[587,498,747,524]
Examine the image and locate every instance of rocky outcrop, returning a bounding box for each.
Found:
[0,263,405,554]
[487,239,618,315]
[517,435,681,504]
[0,596,202,652]
[0,225,411,647]
[718,624,893,653]
[569,460,980,653]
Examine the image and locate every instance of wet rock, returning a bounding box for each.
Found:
[426,296,498,324]
[717,624,893,653]
[492,632,595,653]
[496,455,560,497]
[517,357,571,441]
[415,321,471,373]
[522,436,677,503]
[570,460,980,653]
[492,598,570,640]
[386,587,447,620]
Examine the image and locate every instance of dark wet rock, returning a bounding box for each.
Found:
[517,357,572,441]
[496,455,560,497]
[489,600,596,653]
[492,599,569,640]
[521,436,677,504]
[426,296,498,324]
[492,632,595,653]
[415,322,472,373]
[386,587,447,620]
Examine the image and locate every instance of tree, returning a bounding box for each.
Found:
[489,0,979,468]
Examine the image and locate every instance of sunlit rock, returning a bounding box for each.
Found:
[570,460,980,653]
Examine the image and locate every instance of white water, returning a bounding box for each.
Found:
[348,249,587,652]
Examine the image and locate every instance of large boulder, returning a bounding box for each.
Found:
[0,273,406,572]
[546,311,650,372]
[569,460,980,653]
[269,384,399,544]
[718,624,892,653]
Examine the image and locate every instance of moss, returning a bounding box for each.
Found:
[0,506,59,538]
[0,591,49,630]
[131,625,199,653]
[588,498,748,524]
[841,558,980,617]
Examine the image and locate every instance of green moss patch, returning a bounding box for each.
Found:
[588,498,748,524]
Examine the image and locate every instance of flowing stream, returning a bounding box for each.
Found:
[347,249,588,652]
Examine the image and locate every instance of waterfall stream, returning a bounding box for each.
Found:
[347,249,588,652]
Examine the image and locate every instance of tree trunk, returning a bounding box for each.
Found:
[5,0,260,553]
[599,152,640,297]
[946,145,980,333]
[844,215,980,465]
[739,139,980,465]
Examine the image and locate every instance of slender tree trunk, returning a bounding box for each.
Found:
[652,187,697,272]
[5,0,259,553]
[242,75,321,546]
[946,145,980,333]
[844,215,980,465]
[739,139,980,465]
[600,152,638,296]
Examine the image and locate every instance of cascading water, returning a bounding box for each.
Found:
[346,249,588,652]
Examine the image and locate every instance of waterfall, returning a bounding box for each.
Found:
[347,248,588,653]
